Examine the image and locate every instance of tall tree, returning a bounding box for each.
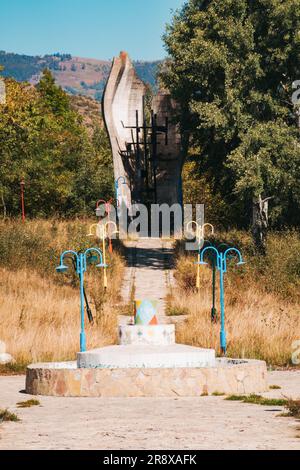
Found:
[37,69,70,116]
[0,71,114,218]
[162,0,300,246]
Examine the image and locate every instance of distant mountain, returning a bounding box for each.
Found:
[0,51,161,101]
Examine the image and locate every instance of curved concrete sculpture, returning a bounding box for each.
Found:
[102,52,184,210]
[102,51,146,209]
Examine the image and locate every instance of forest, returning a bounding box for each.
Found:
[1,0,300,240]
[161,0,300,244]
[0,69,113,218]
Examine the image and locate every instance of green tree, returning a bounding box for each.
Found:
[0,70,114,218]
[71,126,114,215]
[228,122,300,252]
[37,69,70,116]
[162,0,300,245]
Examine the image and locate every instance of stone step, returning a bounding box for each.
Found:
[77,344,216,369]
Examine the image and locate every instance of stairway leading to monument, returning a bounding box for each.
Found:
[120,238,175,324]
[25,238,268,398]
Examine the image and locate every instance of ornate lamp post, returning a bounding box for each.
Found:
[197,246,245,354]
[115,176,127,205]
[197,240,217,322]
[115,176,129,221]
[96,198,114,253]
[96,198,113,220]
[208,243,233,323]
[56,248,107,352]
[187,221,215,289]
[88,222,119,289]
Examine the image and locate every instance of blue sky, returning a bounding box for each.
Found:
[0,0,185,60]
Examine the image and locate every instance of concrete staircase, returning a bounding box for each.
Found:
[120,238,175,324]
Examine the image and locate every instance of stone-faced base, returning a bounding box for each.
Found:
[25,359,268,397]
[119,325,175,346]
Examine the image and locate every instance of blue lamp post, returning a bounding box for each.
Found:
[115,176,126,203]
[56,248,107,352]
[197,246,245,355]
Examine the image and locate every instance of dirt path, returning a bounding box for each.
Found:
[0,371,299,450]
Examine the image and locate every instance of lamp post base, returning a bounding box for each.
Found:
[220,330,226,355]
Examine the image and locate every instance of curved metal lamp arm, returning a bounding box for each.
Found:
[224,248,245,269]
[115,177,127,209]
[199,246,220,269]
[61,250,78,263]
[105,221,119,235]
[96,199,106,208]
[201,223,215,238]
[84,247,104,266]
[96,198,113,213]
[116,176,126,188]
[186,220,199,232]
[60,250,79,273]
[87,224,99,237]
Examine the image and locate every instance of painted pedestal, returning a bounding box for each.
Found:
[119,325,175,346]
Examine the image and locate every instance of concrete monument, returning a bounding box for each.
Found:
[102,52,184,210]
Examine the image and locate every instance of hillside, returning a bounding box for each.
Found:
[0,51,161,101]
[69,94,103,134]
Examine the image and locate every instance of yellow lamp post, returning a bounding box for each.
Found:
[186,221,215,290]
[87,221,119,289]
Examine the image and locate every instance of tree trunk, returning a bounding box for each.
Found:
[252,195,270,255]
[1,192,6,219]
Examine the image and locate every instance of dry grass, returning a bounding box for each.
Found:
[171,232,300,366]
[225,395,288,406]
[0,219,125,368]
[285,399,300,419]
[0,409,20,423]
[17,400,40,408]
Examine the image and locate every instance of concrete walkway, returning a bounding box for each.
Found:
[120,239,175,324]
[0,371,299,450]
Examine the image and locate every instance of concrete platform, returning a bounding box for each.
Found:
[119,325,175,346]
[25,358,268,397]
[77,344,216,369]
